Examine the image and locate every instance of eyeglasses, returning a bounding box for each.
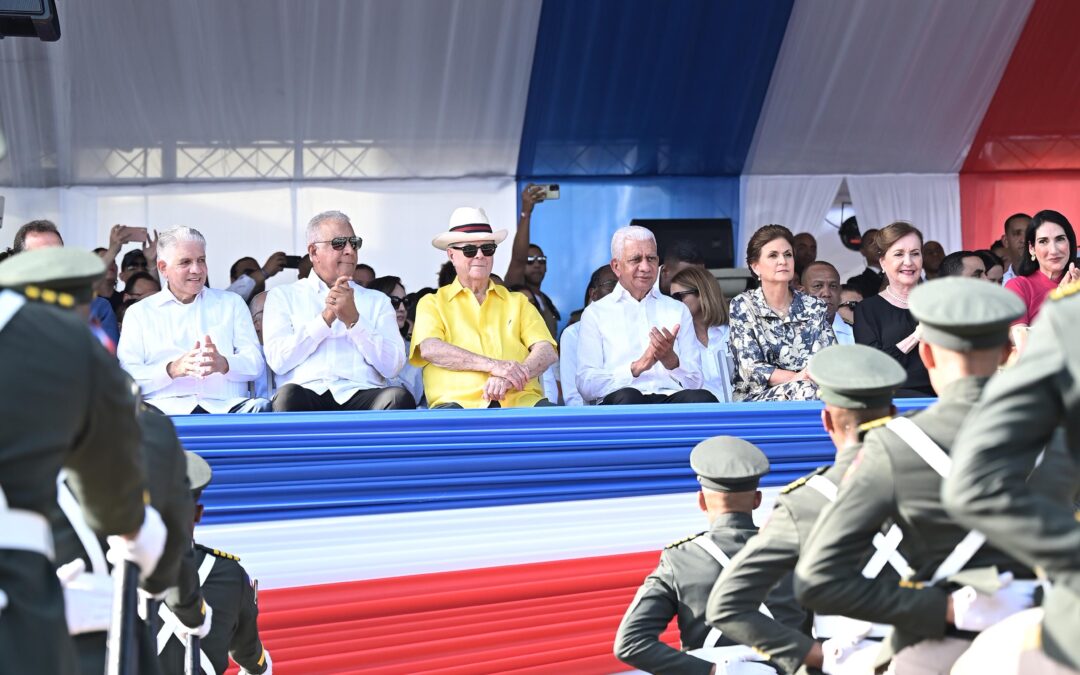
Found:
[526,255,547,264]
[314,236,363,251]
[450,243,497,258]
[388,296,408,309]
[839,301,859,310]
[671,289,699,301]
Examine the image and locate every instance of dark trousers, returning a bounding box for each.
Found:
[272,384,416,412]
[433,398,555,409]
[600,387,718,405]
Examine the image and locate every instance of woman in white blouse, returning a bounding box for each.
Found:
[669,266,734,402]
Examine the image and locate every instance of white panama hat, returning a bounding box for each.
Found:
[431,207,508,250]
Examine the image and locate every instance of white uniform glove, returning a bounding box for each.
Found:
[951,571,1036,632]
[0,588,8,619]
[105,505,167,581]
[240,650,272,675]
[56,558,115,635]
[821,636,880,675]
[174,601,213,639]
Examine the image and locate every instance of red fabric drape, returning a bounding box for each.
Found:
[959,171,1080,250]
[231,551,680,674]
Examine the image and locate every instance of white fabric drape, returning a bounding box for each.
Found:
[739,175,844,265]
[1,180,519,297]
[745,0,1033,174]
[846,174,962,255]
[0,0,542,187]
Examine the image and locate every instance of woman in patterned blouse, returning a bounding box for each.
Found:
[729,225,836,401]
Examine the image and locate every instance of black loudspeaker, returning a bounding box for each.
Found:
[0,0,60,41]
[630,218,736,269]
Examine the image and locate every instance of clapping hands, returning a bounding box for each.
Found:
[167,335,229,379]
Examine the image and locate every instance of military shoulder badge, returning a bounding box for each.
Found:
[1049,278,1080,301]
[780,465,829,494]
[665,531,707,549]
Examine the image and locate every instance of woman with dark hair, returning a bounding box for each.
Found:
[670,266,734,402]
[728,224,835,401]
[974,249,1005,284]
[368,275,423,406]
[1005,209,1080,328]
[853,221,932,396]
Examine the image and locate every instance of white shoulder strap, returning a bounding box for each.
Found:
[884,418,988,583]
[886,417,952,477]
[0,290,26,334]
[157,554,217,672]
[693,537,773,648]
[805,471,915,579]
[56,472,109,575]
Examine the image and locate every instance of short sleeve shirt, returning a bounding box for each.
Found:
[409,279,556,408]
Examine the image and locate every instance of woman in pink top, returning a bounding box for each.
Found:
[1005,210,1080,347]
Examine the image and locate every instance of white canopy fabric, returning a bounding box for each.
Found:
[0,0,542,187]
[744,0,1032,175]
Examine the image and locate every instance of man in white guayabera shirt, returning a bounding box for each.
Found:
[118,226,270,414]
[577,225,716,405]
[262,210,413,412]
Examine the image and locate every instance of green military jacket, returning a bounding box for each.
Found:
[794,376,1042,663]
[0,295,146,674]
[708,446,864,675]
[159,545,268,675]
[946,287,1080,670]
[614,512,806,675]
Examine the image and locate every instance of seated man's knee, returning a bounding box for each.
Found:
[602,387,646,405]
[272,384,310,412]
[373,386,416,410]
[669,389,718,404]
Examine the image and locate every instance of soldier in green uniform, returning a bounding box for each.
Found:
[158,451,271,675]
[794,277,1044,674]
[944,278,1080,674]
[614,436,807,674]
[707,344,907,675]
[0,248,164,674]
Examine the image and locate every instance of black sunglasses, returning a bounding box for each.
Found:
[671,289,699,301]
[839,300,859,310]
[451,243,497,258]
[526,255,547,264]
[315,236,362,251]
[388,296,408,309]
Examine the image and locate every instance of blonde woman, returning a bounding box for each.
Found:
[670,266,734,402]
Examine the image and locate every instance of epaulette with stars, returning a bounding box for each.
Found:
[665,531,707,549]
[780,465,829,494]
[22,284,76,308]
[1049,278,1080,301]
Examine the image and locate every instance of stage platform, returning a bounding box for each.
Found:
[177,400,929,674]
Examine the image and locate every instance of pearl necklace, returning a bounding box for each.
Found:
[883,285,910,308]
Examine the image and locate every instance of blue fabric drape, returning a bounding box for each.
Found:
[174,401,930,525]
[516,0,794,177]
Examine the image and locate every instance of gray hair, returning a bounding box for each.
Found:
[611,225,656,260]
[157,226,206,264]
[306,210,352,244]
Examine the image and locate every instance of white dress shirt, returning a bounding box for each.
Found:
[698,324,735,403]
[262,274,405,403]
[832,312,855,345]
[559,322,584,406]
[118,285,265,414]
[576,282,704,402]
[1002,264,1017,284]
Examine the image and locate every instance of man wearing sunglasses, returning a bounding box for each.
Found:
[263,210,414,412]
[411,207,557,408]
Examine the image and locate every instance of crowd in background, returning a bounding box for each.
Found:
[5,186,1079,413]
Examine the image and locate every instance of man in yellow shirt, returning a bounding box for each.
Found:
[411,207,558,408]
